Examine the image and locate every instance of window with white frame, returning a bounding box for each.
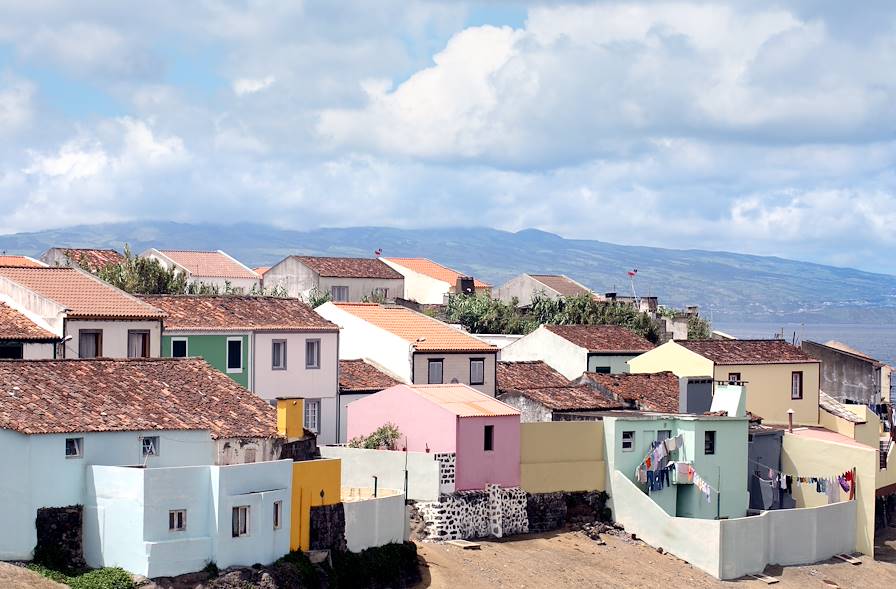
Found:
[621,431,635,452]
[65,437,83,458]
[171,338,188,358]
[791,371,803,400]
[330,286,349,302]
[273,501,283,529]
[304,399,321,433]
[227,337,243,373]
[272,340,287,370]
[305,339,320,369]
[232,505,250,537]
[141,436,160,457]
[169,509,186,532]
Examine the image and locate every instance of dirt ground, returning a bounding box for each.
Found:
[0,563,65,589]
[415,527,896,588]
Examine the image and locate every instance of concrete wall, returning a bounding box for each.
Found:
[65,319,162,359]
[412,351,497,396]
[380,260,448,304]
[627,340,714,378]
[290,458,342,551]
[318,276,405,303]
[23,342,55,359]
[456,415,520,491]
[802,341,880,404]
[495,274,560,306]
[715,362,820,426]
[498,392,555,423]
[319,446,440,501]
[343,489,408,552]
[0,280,66,335]
[587,353,637,374]
[264,257,403,301]
[499,326,587,380]
[520,422,605,493]
[338,392,368,443]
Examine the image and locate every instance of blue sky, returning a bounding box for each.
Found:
[1,1,895,273]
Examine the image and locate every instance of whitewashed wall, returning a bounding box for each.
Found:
[319,446,440,501]
[343,490,408,552]
[499,326,587,380]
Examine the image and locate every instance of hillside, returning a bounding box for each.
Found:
[2,221,895,323]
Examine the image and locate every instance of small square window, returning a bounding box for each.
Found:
[704,431,716,455]
[621,431,635,452]
[272,340,287,370]
[232,505,250,537]
[169,509,186,532]
[141,436,160,457]
[305,339,320,369]
[273,501,283,530]
[171,338,188,358]
[470,358,485,385]
[65,437,83,458]
[484,425,494,451]
[728,372,741,383]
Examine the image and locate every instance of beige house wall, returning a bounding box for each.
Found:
[380,260,450,304]
[64,319,162,359]
[627,340,714,378]
[519,422,605,493]
[715,363,819,426]
[412,352,497,396]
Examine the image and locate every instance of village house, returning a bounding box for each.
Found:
[628,339,821,426]
[498,384,625,422]
[801,340,893,407]
[496,360,570,394]
[495,273,592,306]
[140,295,340,444]
[576,371,681,413]
[41,247,123,272]
[263,255,404,302]
[0,266,165,358]
[338,358,402,442]
[499,324,655,379]
[140,249,261,293]
[0,255,47,268]
[0,358,288,575]
[380,257,490,304]
[317,302,498,395]
[0,301,59,359]
[347,383,521,491]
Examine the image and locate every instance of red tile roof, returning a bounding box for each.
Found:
[502,384,625,411]
[140,295,337,332]
[0,255,46,268]
[398,384,520,417]
[0,302,57,341]
[296,256,403,279]
[679,339,819,365]
[330,303,496,352]
[0,358,279,438]
[544,324,655,353]
[339,359,402,393]
[61,248,123,271]
[155,250,259,279]
[530,275,590,297]
[0,267,165,320]
[254,266,271,276]
[497,360,570,393]
[383,258,490,288]
[578,371,680,413]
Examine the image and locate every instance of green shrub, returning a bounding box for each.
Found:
[27,564,134,589]
[348,423,402,450]
[330,542,421,588]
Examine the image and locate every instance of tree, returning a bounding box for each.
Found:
[348,423,402,450]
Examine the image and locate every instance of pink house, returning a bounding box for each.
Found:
[347,384,521,491]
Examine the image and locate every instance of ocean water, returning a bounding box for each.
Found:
[713,322,896,367]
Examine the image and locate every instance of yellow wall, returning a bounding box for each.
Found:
[277,398,305,438]
[819,408,856,440]
[714,363,819,426]
[290,458,342,551]
[627,341,714,378]
[520,422,605,493]
[781,432,876,555]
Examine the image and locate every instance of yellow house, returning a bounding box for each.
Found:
[628,339,820,426]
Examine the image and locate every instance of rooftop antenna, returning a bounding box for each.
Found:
[627,269,639,307]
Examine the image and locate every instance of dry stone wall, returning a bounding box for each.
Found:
[417,484,528,541]
[435,452,456,494]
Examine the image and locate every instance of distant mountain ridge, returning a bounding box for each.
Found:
[2,221,895,324]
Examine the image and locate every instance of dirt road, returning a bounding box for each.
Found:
[415,528,896,588]
[0,563,65,589]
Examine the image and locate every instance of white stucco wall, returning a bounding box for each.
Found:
[23,342,55,358]
[64,319,162,358]
[499,326,587,380]
[495,274,560,306]
[0,283,66,335]
[343,490,408,552]
[318,276,405,302]
[319,446,440,501]
[252,331,338,401]
[380,260,450,304]
[263,258,403,301]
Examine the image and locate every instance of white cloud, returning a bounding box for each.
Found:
[232,75,275,96]
[0,76,35,136]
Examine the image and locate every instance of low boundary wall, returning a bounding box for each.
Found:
[343,489,408,552]
[320,446,439,501]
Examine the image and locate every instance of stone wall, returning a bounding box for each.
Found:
[435,452,456,494]
[417,485,528,542]
[526,491,611,533]
[309,503,347,552]
[281,435,319,462]
[34,505,85,569]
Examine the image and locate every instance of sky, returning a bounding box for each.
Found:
[1,1,895,273]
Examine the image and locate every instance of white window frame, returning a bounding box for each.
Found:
[273,500,283,530]
[171,337,189,358]
[141,435,160,457]
[304,399,321,433]
[169,509,187,532]
[272,339,287,370]
[65,437,83,459]
[305,339,320,369]
[232,505,250,538]
[226,336,244,373]
[621,431,635,452]
[330,285,349,302]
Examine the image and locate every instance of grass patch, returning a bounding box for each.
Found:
[26,564,134,589]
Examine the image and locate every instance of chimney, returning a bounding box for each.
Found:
[456,276,475,295]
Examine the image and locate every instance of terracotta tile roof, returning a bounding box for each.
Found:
[332,303,496,352]
[254,266,271,276]
[502,384,625,411]
[62,248,123,271]
[0,267,165,320]
[0,255,46,268]
[0,358,278,438]
[578,371,680,413]
[139,295,337,332]
[295,256,403,279]
[0,302,57,341]
[544,324,655,353]
[497,360,570,393]
[819,391,866,424]
[529,274,590,297]
[382,258,490,288]
[155,250,259,280]
[400,383,520,417]
[679,339,819,365]
[339,359,402,393]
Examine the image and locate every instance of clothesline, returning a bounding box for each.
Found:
[748,458,853,480]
